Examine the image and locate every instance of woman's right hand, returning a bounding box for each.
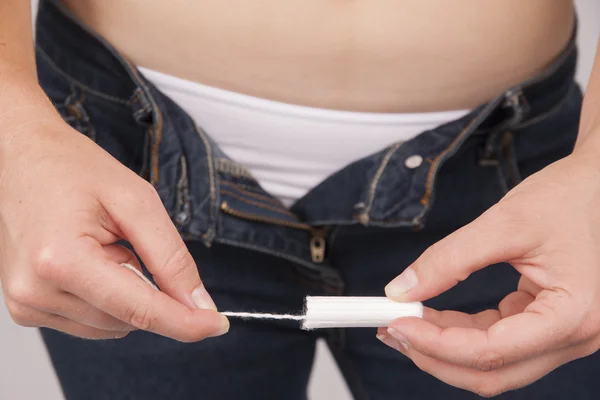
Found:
[0,106,229,341]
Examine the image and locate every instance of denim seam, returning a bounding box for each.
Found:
[214,158,254,179]
[36,44,130,105]
[215,237,320,272]
[193,123,217,242]
[221,203,311,229]
[419,115,480,207]
[361,142,403,221]
[124,62,164,186]
[221,190,297,217]
[220,181,283,206]
[220,181,268,195]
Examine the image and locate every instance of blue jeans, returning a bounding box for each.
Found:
[36,1,595,398]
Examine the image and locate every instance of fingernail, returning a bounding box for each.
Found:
[209,315,230,338]
[376,333,402,352]
[387,328,409,350]
[385,267,418,298]
[191,284,218,311]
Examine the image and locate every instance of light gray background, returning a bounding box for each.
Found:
[1,1,599,399]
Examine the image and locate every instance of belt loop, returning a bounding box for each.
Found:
[502,88,531,128]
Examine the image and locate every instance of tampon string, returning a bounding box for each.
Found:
[221,312,305,321]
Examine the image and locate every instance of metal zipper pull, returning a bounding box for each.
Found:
[310,228,327,263]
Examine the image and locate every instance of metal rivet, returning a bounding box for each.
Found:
[405,155,423,169]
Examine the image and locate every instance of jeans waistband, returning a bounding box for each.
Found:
[35,0,580,271]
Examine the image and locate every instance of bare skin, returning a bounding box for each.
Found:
[2,0,600,396]
[61,0,574,112]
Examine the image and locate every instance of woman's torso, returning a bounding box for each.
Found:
[60,0,575,112]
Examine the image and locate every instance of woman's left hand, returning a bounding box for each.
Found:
[378,152,600,397]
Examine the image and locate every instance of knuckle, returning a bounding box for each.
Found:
[5,300,36,327]
[123,303,154,331]
[474,351,505,372]
[118,180,159,211]
[4,278,36,306]
[32,246,69,282]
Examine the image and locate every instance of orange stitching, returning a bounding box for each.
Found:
[220,189,296,217]
[220,181,282,205]
[192,122,217,242]
[127,62,163,186]
[420,117,479,206]
[361,142,403,220]
[150,107,163,185]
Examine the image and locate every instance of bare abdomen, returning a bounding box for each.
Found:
[61,0,575,112]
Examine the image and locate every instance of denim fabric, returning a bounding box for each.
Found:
[35,0,599,399]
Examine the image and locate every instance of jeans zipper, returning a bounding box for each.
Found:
[220,201,328,263]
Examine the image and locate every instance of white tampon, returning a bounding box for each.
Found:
[119,264,423,330]
[301,296,422,330]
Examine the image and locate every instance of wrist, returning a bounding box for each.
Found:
[0,84,64,145]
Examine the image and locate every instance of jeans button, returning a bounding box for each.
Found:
[405,155,423,169]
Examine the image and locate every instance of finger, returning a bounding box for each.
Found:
[387,290,578,371]
[62,243,229,342]
[102,183,216,310]
[518,276,543,297]
[390,337,581,397]
[31,244,145,331]
[423,307,501,330]
[384,208,534,302]
[498,291,535,318]
[423,291,534,329]
[32,290,134,332]
[8,302,129,340]
[103,243,142,269]
[102,243,158,289]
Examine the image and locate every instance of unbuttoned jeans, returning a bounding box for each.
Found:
[35,1,597,399]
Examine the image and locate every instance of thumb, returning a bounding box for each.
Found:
[385,208,527,302]
[103,183,217,311]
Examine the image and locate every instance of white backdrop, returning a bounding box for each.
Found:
[1,1,599,399]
